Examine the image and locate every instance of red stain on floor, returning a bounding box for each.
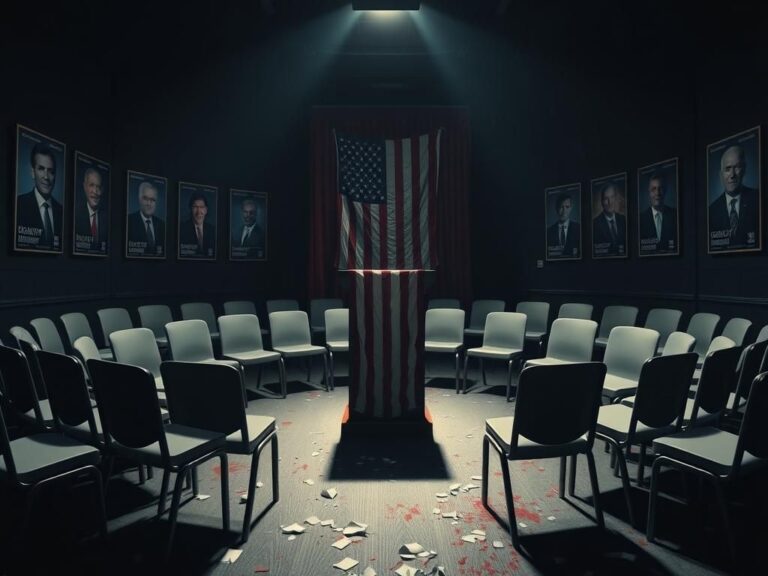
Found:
[515,504,541,524]
[212,462,248,477]
[280,420,293,427]
[458,556,468,566]
[254,565,269,573]
[493,471,502,477]
[470,498,494,522]
[291,463,309,474]
[545,485,559,498]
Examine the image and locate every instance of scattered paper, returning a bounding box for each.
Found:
[220,549,242,564]
[321,488,338,499]
[471,529,486,537]
[461,484,480,492]
[288,535,296,541]
[462,535,481,543]
[449,483,461,491]
[305,516,321,525]
[254,565,269,573]
[435,492,449,499]
[282,523,306,534]
[399,543,425,557]
[432,508,441,515]
[441,511,461,520]
[195,494,211,501]
[547,515,556,521]
[321,519,335,526]
[418,550,437,559]
[333,557,359,571]
[471,475,483,481]
[492,540,504,548]
[518,522,528,528]
[256,481,264,488]
[312,451,320,457]
[363,568,377,576]
[342,521,368,536]
[303,479,315,485]
[332,537,352,550]
[240,492,249,502]
[395,565,420,576]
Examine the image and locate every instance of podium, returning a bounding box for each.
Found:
[338,269,435,438]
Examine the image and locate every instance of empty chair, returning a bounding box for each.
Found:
[644,308,682,353]
[647,372,768,561]
[601,327,659,403]
[728,338,768,416]
[137,304,174,348]
[660,331,696,356]
[266,299,300,315]
[269,311,329,391]
[756,324,768,343]
[161,361,279,542]
[60,312,113,360]
[96,308,134,349]
[463,312,526,400]
[594,306,639,350]
[324,308,349,390]
[425,308,466,392]
[9,326,38,349]
[682,345,742,428]
[525,318,597,367]
[219,314,285,398]
[557,302,593,320]
[223,300,257,316]
[88,359,229,560]
[29,318,66,354]
[180,302,220,343]
[309,298,344,335]
[686,312,721,364]
[464,299,505,338]
[720,317,752,347]
[72,335,102,370]
[428,298,461,310]
[18,339,50,405]
[482,362,607,549]
[165,320,238,368]
[0,345,53,431]
[109,328,166,402]
[515,301,550,343]
[691,336,736,382]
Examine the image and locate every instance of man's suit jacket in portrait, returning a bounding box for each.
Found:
[16,190,63,249]
[639,205,677,253]
[233,224,265,258]
[546,220,580,258]
[708,186,759,249]
[74,202,108,248]
[179,219,215,257]
[127,211,165,256]
[592,212,627,255]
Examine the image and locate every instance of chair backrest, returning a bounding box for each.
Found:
[686,312,721,358]
[310,298,344,330]
[483,312,526,350]
[756,324,768,344]
[223,300,257,316]
[36,350,98,441]
[545,318,598,362]
[706,335,735,355]
[165,320,215,362]
[110,328,163,378]
[721,317,752,347]
[661,332,696,356]
[428,298,461,310]
[425,309,465,344]
[731,339,768,408]
[632,353,698,431]
[0,396,21,480]
[603,327,660,382]
[88,359,167,453]
[467,300,505,330]
[19,339,48,400]
[325,309,349,344]
[219,314,265,355]
[9,326,38,349]
[0,345,44,424]
[557,303,593,320]
[73,335,102,366]
[161,361,248,442]
[689,345,742,425]
[510,363,606,452]
[137,304,174,339]
[266,299,300,315]
[60,312,96,347]
[644,308,682,349]
[180,302,218,334]
[735,372,768,472]
[30,317,66,354]
[515,301,550,335]
[97,308,134,348]
[596,306,639,339]
[269,311,312,348]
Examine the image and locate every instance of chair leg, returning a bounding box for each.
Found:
[242,450,262,543]
[306,357,312,383]
[646,457,664,541]
[323,353,330,391]
[585,450,605,530]
[568,454,577,497]
[480,358,487,387]
[454,351,460,394]
[165,469,187,562]
[637,443,647,486]
[506,359,514,401]
[329,349,335,391]
[279,357,287,398]
[558,456,566,497]
[614,442,636,527]
[462,354,469,394]
[713,480,737,562]
[481,436,490,507]
[138,463,146,484]
[147,465,154,480]
[158,469,170,516]
[219,455,230,533]
[90,466,108,538]
[191,467,199,497]
[498,450,520,549]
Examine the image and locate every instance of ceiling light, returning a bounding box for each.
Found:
[352,1,420,10]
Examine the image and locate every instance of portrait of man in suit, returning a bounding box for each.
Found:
[15,140,64,252]
[592,181,627,258]
[126,178,166,258]
[708,143,760,252]
[638,171,678,256]
[73,160,109,256]
[179,191,216,259]
[546,191,580,260]
[230,191,267,260]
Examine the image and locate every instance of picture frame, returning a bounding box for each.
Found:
[637,157,680,257]
[591,172,628,259]
[177,182,218,261]
[14,124,66,254]
[706,126,761,254]
[125,170,168,259]
[72,151,110,257]
[229,189,267,261]
[544,182,582,261]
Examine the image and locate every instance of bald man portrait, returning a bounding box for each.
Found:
[708,144,759,250]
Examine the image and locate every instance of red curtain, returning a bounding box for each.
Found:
[308,106,472,304]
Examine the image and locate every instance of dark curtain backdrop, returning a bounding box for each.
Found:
[308,106,472,304]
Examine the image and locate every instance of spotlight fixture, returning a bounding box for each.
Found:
[352,0,420,10]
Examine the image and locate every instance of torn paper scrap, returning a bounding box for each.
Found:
[240,492,249,503]
[256,481,264,488]
[303,479,315,486]
[305,516,321,525]
[460,483,480,492]
[220,549,242,564]
[281,523,306,534]
[441,510,461,519]
[492,540,504,548]
[399,543,425,556]
[332,537,352,550]
[435,492,449,499]
[471,529,486,536]
[432,508,441,515]
[471,475,483,481]
[321,488,338,499]
[363,567,377,576]
[320,519,335,526]
[394,564,421,576]
[195,494,211,501]
[342,521,368,536]
[333,557,359,571]
[449,483,461,491]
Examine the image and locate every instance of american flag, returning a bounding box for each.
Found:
[349,270,425,418]
[336,130,442,270]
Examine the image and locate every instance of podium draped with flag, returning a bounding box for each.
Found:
[335,129,441,429]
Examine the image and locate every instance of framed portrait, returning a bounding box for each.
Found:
[14,124,66,254]
[125,170,167,259]
[229,189,267,261]
[177,182,218,261]
[637,158,679,257]
[706,126,761,254]
[591,172,628,259]
[544,182,582,261]
[72,151,110,257]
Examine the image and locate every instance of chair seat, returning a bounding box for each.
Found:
[120,423,225,469]
[202,359,241,370]
[24,399,55,427]
[728,391,747,411]
[602,374,638,399]
[223,350,281,365]
[273,344,326,358]
[226,415,276,454]
[594,337,609,349]
[99,348,114,360]
[485,416,589,459]
[466,346,522,360]
[525,357,570,367]
[620,395,636,407]
[0,433,101,485]
[327,341,349,352]
[463,328,484,337]
[425,341,462,353]
[67,408,105,444]
[524,331,546,341]
[596,404,676,443]
[653,427,764,477]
